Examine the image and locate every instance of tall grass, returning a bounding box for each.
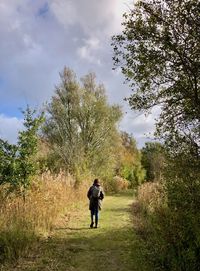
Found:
[137,182,166,212]
[0,172,87,263]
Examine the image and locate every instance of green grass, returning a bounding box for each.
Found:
[1,190,138,271]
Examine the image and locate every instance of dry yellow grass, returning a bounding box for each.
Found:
[137,181,166,212]
[103,175,130,192]
[0,172,86,232]
[0,172,88,262]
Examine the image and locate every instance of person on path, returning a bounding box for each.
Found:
[87,178,104,228]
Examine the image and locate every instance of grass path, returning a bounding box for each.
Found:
[5,191,137,271]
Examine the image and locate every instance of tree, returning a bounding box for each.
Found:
[141,142,165,181]
[117,132,145,187]
[112,0,200,158]
[112,1,200,269]
[17,107,44,193]
[0,139,17,186]
[0,107,44,197]
[43,67,122,179]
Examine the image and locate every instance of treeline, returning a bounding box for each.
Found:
[112,0,200,270]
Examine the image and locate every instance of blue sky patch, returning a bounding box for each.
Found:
[37,2,49,17]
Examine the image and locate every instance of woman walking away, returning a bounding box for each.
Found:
[87,179,104,228]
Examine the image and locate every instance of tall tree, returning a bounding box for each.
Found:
[112,0,200,158]
[43,67,122,178]
[43,68,81,171]
[112,1,200,268]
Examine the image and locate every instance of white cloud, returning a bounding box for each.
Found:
[77,37,101,65]
[0,115,23,144]
[86,37,100,50]
[120,111,155,136]
[0,0,128,104]
[120,106,161,147]
[50,0,77,27]
[49,0,129,37]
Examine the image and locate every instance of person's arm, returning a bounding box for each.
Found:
[87,186,92,199]
[100,189,105,200]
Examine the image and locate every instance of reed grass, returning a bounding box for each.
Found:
[0,172,87,263]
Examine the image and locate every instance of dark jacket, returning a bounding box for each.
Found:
[87,185,104,211]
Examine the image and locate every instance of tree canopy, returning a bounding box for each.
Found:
[42,67,122,179]
[112,0,200,157]
[112,2,200,268]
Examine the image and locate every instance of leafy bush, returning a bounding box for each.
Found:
[133,179,200,271]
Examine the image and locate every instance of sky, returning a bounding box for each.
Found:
[0,0,158,148]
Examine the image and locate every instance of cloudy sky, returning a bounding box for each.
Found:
[0,0,157,147]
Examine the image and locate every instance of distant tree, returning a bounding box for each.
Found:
[141,142,165,181]
[112,0,200,158]
[43,67,122,179]
[117,132,145,187]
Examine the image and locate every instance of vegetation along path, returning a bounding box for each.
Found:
[6,191,136,271]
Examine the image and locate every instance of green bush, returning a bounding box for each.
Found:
[133,172,200,271]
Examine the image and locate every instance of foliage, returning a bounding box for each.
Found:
[0,140,17,186]
[0,107,44,195]
[112,0,200,156]
[133,181,200,271]
[42,67,122,180]
[141,142,165,181]
[117,132,145,187]
[112,0,200,269]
